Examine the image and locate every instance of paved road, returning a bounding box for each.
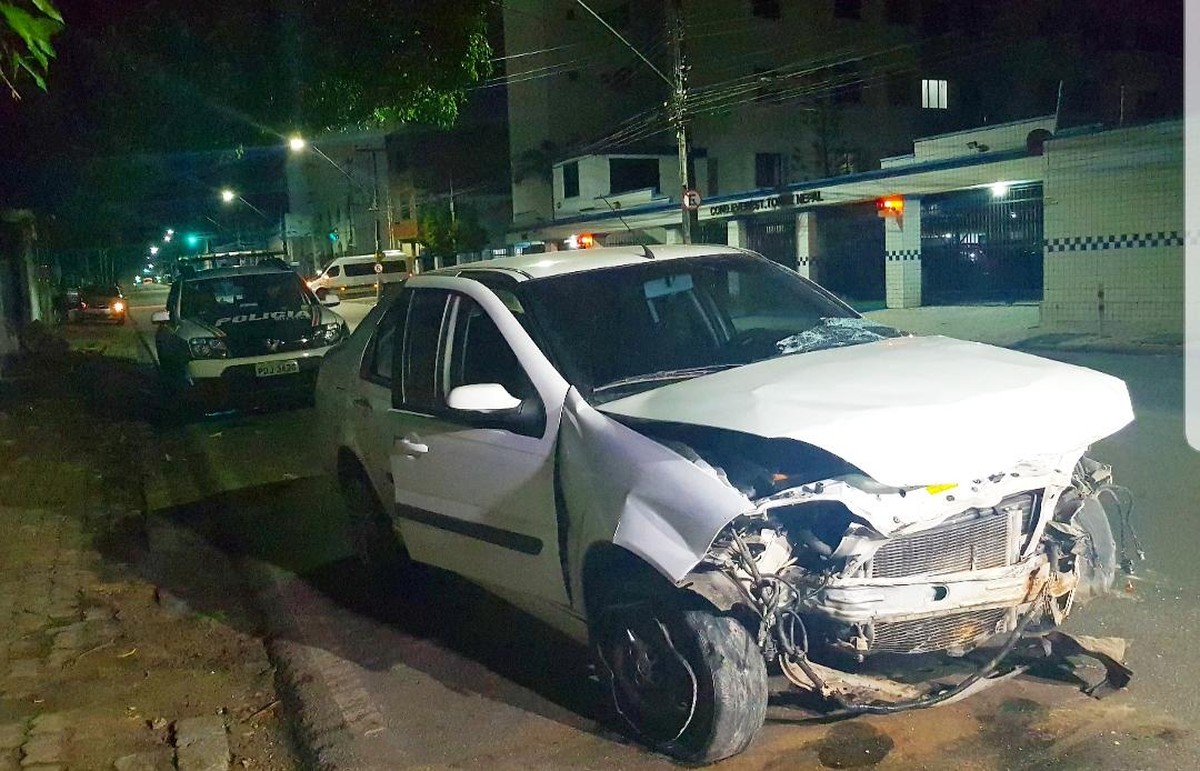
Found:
[120,296,1200,769]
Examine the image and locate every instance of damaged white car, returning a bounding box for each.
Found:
[314,245,1135,763]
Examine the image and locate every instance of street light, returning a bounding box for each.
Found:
[219,188,269,220]
[149,245,160,256]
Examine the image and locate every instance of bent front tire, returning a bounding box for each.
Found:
[596,606,767,764]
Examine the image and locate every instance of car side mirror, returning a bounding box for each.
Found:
[151,310,171,324]
[446,384,546,437]
[320,291,341,307]
[447,383,522,412]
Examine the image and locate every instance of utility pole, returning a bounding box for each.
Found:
[575,0,693,242]
[669,0,695,243]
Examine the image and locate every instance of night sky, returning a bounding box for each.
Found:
[0,0,1183,264]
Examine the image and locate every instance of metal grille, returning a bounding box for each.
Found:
[920,183,1044,305]
[870,509,1011,579]
[872,608,1008,654]
[746,216,797,269]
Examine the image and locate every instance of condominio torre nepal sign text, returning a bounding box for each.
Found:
[708,191,823,217]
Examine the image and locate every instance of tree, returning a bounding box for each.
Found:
[302,0,494,131]
[0,0,63,99]
[419,203,487,263]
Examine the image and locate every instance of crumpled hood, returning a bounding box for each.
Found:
[599,335,1133,487]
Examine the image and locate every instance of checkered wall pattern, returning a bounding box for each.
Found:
[886,250,921,262]
[1044,232,1185,253]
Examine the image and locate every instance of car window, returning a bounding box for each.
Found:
[345,262,377,277]
[327,265,341,278]
[362,291,409,385]
[520,254,883,402]
[166,283,181,317]
[181,272,309,322]
[445,295,536,401]
[396,289,449,412]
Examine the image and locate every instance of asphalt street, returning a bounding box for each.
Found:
[122,282,1200,770]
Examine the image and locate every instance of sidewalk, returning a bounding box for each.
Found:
[0,331,296,771]
[862,303,1183,354]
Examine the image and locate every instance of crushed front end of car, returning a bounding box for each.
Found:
[596,335,1139,713]
[683,451,1137,709]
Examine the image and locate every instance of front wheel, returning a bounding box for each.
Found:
[594,605,767,764]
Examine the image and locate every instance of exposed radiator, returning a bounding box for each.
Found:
[872,607,1009,654]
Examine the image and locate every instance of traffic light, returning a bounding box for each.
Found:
[328,228,340,243]
[186,233,200,247]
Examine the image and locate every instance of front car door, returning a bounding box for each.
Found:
[386,277,571,605]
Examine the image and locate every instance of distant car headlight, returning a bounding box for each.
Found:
[311,322,347,346]
[111,300,126,313]
[187,336,229,359]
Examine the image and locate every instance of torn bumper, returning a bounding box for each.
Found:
[811,557,1075,626]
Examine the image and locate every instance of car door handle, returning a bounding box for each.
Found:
[351,397,371,410]
[395,436,429,457]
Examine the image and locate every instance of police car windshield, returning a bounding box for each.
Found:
[181,273,308,321]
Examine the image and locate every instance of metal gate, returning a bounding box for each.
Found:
[921,183,1044,304]
[815,202,885,306]
[746,216,796,268]
[695,219,729,246]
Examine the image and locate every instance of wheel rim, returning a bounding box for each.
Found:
[603,614,698,744]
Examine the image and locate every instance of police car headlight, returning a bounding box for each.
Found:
[188,336,229,359]
[312,322,346,346]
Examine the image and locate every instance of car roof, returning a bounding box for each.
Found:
[331,252,408,262]
[185,264,296,281]
[429,244,753,281]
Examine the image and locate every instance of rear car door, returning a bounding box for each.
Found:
[386,279,571,605]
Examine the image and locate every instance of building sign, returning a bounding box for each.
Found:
[708,190,823,217]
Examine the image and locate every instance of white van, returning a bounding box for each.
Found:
[307,252,416,298]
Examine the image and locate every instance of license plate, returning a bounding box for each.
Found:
[255,360,300,378]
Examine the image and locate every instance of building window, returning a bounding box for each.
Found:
[751,0,781,20]
[755,153,785,188]
[563,161,579,199]
[885,0,913,24]
[834,0,862,20]
[609,158,660,195]
[922,79,948,109]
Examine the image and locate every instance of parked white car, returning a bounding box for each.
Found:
[314,245,1134,763]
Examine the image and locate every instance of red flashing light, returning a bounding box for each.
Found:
[876,196,905,216]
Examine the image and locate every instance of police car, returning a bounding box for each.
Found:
[153,259,348,412]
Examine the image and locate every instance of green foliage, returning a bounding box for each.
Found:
[301,0,494,131]
[419,203,488,260]
[0,0,63,99]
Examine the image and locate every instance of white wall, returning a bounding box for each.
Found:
[1041,121,1183,333]
[552,154,674,219]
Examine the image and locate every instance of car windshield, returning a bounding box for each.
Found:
[520,253,901,402]
[181,272,309,321]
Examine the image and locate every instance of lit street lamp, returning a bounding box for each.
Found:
[219,188,269,220]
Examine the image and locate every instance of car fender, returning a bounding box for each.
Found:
[559,387,753,595]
